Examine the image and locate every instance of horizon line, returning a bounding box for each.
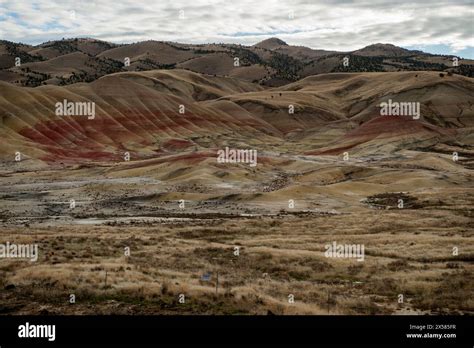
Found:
[2,36,472,60]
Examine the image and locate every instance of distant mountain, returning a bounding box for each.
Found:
[253,37,288,49]
[0,38,472,88]
[353,43,417,57]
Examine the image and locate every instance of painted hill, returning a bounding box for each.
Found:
[0,69,280,163]
[1,70,471,165]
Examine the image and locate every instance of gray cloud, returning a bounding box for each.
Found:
[0,0,472,56]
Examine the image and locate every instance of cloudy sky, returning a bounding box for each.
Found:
[0,0,473,57]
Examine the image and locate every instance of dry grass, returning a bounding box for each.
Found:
[0,207,472,315]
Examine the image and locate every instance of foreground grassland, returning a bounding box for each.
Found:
[1,207,472,315]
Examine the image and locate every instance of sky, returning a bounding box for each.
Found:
[0,0,473,58]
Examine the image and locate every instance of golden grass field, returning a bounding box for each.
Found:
[0,208,472,315]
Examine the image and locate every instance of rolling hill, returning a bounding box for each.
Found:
[1,38,472,88]
[1,69,472,166]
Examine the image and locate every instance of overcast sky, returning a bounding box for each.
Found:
[0,0,473,58]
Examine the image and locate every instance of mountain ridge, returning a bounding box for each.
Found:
[1,37,472,88]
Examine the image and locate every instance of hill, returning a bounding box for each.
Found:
[1,70,472,165]
[1,38,472,88]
